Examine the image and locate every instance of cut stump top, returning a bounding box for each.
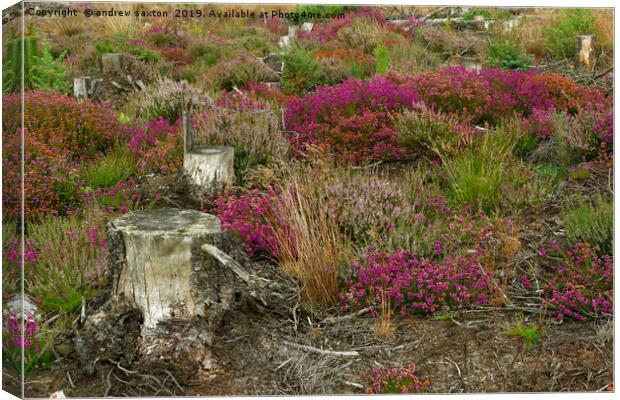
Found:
[109,208,220,236]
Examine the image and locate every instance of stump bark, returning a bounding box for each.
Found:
[576,35,595,71]
[74,208,303,379]
[183,147,235,195]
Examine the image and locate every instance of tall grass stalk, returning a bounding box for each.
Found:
[268,161,350,308]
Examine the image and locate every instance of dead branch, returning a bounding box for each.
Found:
[282,340,360,357]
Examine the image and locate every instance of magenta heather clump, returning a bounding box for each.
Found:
[343,247,493,316]
[215,188,283,258]
[284,76,419,163]
[542,243,613,321]
[595,111,613,160]
[367,363,430,394]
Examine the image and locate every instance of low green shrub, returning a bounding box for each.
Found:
[486,39,532,70]
[124,77,206,122]
[80,148,137,189]
[562,195,612,253]
[542,9,596,59]
[3,35,69,94]
[25,208,108,314]
[282,47,323,95]
[387,41,441,75]
[373,44,388,75]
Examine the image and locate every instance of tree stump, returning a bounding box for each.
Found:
[182,111,235,195]
[103,208,238,372]
[101,53,124,74]
[183,147,235,195]
[576,35,595,71]
[73,77,103,101]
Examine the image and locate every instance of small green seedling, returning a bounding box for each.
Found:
[507,322,543,349]
[433,312,455,321]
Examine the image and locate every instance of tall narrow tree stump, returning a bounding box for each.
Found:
[576,35,595,71]
[182,111,235,195]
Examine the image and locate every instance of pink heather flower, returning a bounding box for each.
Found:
[538,247,547,258]
[434,240,442,256]
[24,315,37,336]
[7,314,19,334]
[520,275,532,290]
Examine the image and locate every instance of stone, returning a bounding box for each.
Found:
[3,293,38,319]
[184,146,235,195]
[101,53,123,74]
[300,22,314,32]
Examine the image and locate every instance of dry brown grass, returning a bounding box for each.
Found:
[268,157,350,308]
[373,288,396,339]
[593,9,613,54]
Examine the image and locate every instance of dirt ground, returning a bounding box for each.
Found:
[7,307,613,397]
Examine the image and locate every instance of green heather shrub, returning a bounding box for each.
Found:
[190,41,225,66]
[562,195,612,253]
[348,58,374,79]
[206,51,279,90]
[80,147,137,189]
[282,47,323,95]
[387,41,441,75]
[397,106,475,159]
[542,9,596,59]
[337,18,400,54]
[194,94,288,185]
[487,39,532,71]
[442,130,518,213]
[236,34,278,57]
[25,208,108,314]
[95,40,115,55]
[373,44,388,75]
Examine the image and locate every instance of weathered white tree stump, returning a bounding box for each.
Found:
[104,208,238,370]
[184,147,235,194]
[101,53,124,74]
[73,77,103,101]
[576,35,595,71]
[182,111,235,195]
[108,208,228,328]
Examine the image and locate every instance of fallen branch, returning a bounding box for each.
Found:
[320,308,371,325]
[202,244,301,312]
[282,340,360,357]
